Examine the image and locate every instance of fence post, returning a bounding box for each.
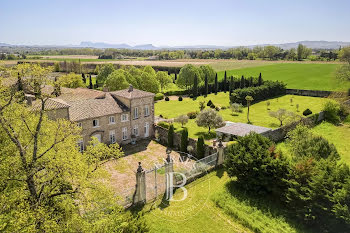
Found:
[216,140,225,166]
[165,149,174,196]
[133,162,146,204]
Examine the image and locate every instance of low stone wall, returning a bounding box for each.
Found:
[263,111,325,142]
[286,89,332,97]
[154,125,217,157]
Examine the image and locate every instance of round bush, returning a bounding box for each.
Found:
[207,100,213,106]
[165,96,170,101]
[178,96,183,101]
[154,93,164,101]
[303,108,313,116]
[187,111,198,119]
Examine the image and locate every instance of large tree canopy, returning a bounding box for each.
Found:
[58,72,85,88]
[104,69,129,91]
[0,64,148,232]
[96,63,115,83]
[199,65,215,83]
[177,64,202,89]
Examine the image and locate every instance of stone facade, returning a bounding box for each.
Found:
[42,87,155,150]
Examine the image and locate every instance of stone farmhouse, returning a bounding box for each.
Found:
[31,85,155,151]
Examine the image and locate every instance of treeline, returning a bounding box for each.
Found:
[23,44,344,61]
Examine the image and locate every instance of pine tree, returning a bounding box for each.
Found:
[240,75,245,88]
[224,71,227,93]
[180,128,188,152]
[168,124,174,148]
[196,136,205,159]
[204,75,208,97]
[214,73,218,95]
[229,76,233,95]
[89,74,93,89]
[258,72,263,86]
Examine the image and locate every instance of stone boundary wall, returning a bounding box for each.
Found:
[286,89,332,97]
[154,125,217,157]
[263,111,325,142]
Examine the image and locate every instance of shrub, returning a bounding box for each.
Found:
[323,101,341,124]
[189,94,194,98]
[207,100,213,106]
[225,133,289,196]
[303,108,312,116]
[210,104,216,109]
[221,106,227,110]
[196,136,205,159]
[168,124,174,147]
[230,103,243,113]
[178,96,183,101]
[187,111,198,119]
[158,121,169,129]
[174,114,189,127]
[180,128,188,152]
[165,96,170,101]
[215,106,220,111]
[230,81,286,105]
[154,93,164,101]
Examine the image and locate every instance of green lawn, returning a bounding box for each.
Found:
[141,169,307,233]
[217,63,349,91]
[155,93,329,140]
[310,122,350,164]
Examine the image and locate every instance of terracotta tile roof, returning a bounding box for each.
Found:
[110,88,155,99]
[32,98,70,111]
[67,93,127,121]
[215,122,271,137]
[58,88,106,102]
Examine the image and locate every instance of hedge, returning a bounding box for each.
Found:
[230,81,286,105]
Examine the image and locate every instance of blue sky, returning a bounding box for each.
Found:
[1,0,349,46]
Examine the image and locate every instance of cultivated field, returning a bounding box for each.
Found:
[218,63,348,91]
[155,93,328,140]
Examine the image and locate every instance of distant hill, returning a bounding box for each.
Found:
[1,40,350,50]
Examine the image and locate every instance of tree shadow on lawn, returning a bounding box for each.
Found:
[223,180,311,233]
[194,131,217,140]
[122,139,152,156]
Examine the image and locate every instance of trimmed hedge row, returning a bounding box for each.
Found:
[230,81,286,105]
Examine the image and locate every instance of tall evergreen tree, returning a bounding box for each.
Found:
[204,75,208,97]
[82,73,86,84]
[168,124,174,148]
[224,71,227,93]
[196,136,205,159]
[258,72,263,86]
[214,73,218,95]
[175,73,177,80]
[89,74,93,89]
[180,128,189,152]
[17,72,23,91]
[240,75,245,88]
[193,75,198,97]
[250,77,253,87]
[229,76,233,95]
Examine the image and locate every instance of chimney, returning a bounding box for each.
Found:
[128,84,133,92]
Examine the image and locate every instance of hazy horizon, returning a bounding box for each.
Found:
[1,0,350,46]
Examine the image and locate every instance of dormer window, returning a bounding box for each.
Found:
[92,119,99,128]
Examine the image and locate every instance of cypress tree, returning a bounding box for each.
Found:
[229,76,233,95]
[258,72,263,86]
[82,73,86,84]
[17,72,23,91]
[250,77,253,87]
[168,124,174,148]
[224,71,227,93]
[214,73,218,95]
[196,136,205,159]
[89,74,93,89]
[204,75,208,97]
[240,75,245,88]
[175,73,177,80]
[180,128,188,152]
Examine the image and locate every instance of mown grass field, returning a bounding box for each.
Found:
[155,93,329,140]
[141,169,307,233]
[217,63,349,91]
